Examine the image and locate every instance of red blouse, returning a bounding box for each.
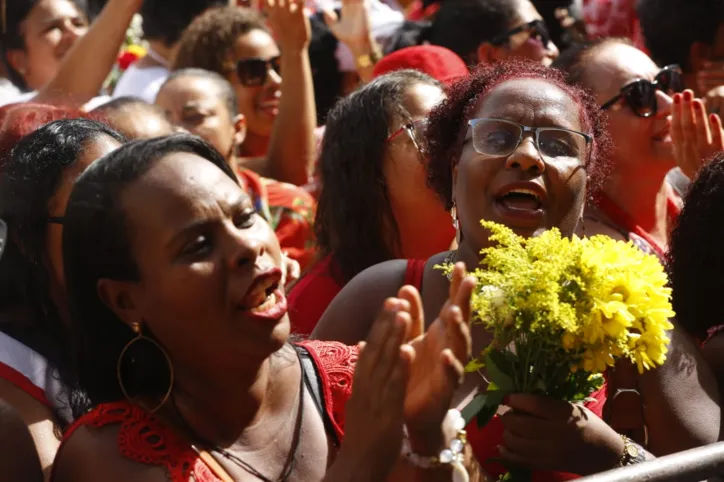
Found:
[288,255,346,336]
[52,341,357,482]
[236,168,317,270]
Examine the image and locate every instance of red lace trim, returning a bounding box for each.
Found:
[298,340,358,439]
[59,342,359,482]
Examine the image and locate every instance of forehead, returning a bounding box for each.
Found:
[510,0,542,27]
[585,43,660,91]
[232,29,279,60]
[158,77,223,107]
[401,83,445,118]
[121,152,244,226]
[25,0,82,24]
[476,78,582,131]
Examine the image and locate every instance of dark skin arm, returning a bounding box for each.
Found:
[311,260,409,344]
[0,399,43,482]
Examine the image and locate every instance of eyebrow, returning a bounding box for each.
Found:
[166,197,251,248]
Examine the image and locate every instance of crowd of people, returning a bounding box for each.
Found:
[0,0,723,480]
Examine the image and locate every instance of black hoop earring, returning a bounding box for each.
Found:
[117,323,174,413]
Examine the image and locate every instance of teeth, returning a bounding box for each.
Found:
[506,189,541,200]
[250,291,277,313]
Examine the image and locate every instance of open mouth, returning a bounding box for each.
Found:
[240,270,282,313]
[496,188,543,211]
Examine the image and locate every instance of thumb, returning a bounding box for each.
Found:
[322,8,338,27]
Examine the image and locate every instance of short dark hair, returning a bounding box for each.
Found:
[637,0,724,70]
[428,0,520,64]
[426,60,611,211]
[140,0,228,46]
[1,0,88,90]
[173,6,268,75]
[62,134,237,408]
[668,152,724,340]
[309,13,343,125]
[0,118,125,419]
[163,68,239,117]
[315,70,442,282]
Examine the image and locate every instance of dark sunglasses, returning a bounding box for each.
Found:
[491,19,552,48]
[235,56,281,87]
[601,65,683,117]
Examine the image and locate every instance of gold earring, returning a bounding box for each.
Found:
[116,322,174,413]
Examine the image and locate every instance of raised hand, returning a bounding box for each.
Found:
[334,298,415,480]
[671,90,724,179]
[499,394,626,475]
[403,263,475,454]
[322,0,373,51]
[265,0,311,54]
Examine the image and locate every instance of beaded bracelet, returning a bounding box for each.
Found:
[402,409,470,482]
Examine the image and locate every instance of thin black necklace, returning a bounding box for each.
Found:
[172,355,306,482]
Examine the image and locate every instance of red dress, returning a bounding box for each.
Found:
[288,255,346,336]
[236,168,317,270]
[51,341,357,482]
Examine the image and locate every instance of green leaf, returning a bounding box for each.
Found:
[476,390,506,428]
[460,394,487,425]
[485,351,515,391]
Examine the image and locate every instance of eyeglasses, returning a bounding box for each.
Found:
[601,65,683,118]
[467,118,592,165]
[491,19,552,48]
[387,119,427,153]
[235,56,281,87]
[47,216,64,225]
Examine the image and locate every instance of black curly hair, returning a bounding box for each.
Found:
[668,152,724,341]
[315,70,442,282]
[637,0,724,72]
[140,0,228,47]
[426,59,611,211]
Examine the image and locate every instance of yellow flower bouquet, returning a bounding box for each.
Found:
[440,221,674,459]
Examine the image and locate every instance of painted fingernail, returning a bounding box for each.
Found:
[674,94,681,104]
[695,102,702,110]
[684,91,694,102]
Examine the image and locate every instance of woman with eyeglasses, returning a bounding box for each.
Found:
[173,1,317,187]
[554,38,724,261]
[155,68,317,269]
[50,133,484,482]
[0,110,125,479]
[390,0,559,67]
[286,70,453,336]
[312,59,722,477]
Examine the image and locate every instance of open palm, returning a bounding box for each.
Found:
[323,0,372,48]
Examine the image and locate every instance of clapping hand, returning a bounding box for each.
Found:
[671,90,724,179]
[265,0,311,53]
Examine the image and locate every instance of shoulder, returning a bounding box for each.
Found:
[311,259,410,344]
[582,213,628,242]
[0,399,43,482]
[52,423,168,482]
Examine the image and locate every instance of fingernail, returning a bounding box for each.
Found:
[684,91,693,102]
[674,94,681,104]
[695,102,702,110]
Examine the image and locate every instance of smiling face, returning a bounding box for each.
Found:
[453,78,588,249]
[113,152,288,364]
[224,29,281,139]
[8,0,88,90]
[490,0,559,67]
[584,42,674,176]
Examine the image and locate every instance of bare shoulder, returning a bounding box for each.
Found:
[0,399,43,482]
[311,259,410,344]
[53,423,169,482]
[582,215,627,242]
[702,333,724,384]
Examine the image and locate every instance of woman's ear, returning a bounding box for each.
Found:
[5,49,28,77]
[232,114,247,148]
[96,278,143,330]
[476,42,504,65]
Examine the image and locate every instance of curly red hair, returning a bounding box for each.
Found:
[426,60,612,210]
[0,103,96,171]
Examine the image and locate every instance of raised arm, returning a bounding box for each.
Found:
[34,0,143,107]
[263,0,318,185]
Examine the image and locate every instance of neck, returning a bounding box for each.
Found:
[602,165,673,242]
[171,352,275,446]
[240,132,270,158]
[455,236,485,273]
[396,216,455,260]
[147,41,175,65]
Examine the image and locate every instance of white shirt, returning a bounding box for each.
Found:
[112,64,169,103]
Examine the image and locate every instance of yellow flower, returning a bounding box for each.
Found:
[126,44,147,57]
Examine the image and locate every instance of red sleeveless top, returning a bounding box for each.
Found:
[403,259,608,481]
[52,341,357,482]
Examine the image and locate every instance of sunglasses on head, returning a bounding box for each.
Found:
[491,19,552,48]
[601,65,683,117]
[235,56,281,87]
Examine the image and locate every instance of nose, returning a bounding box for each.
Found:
[505,135,546,173]
[64,19,86,41]
[546,40,560,60]
[266,65,282,88]
[655,90,673,118]
[227,222,265,271]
